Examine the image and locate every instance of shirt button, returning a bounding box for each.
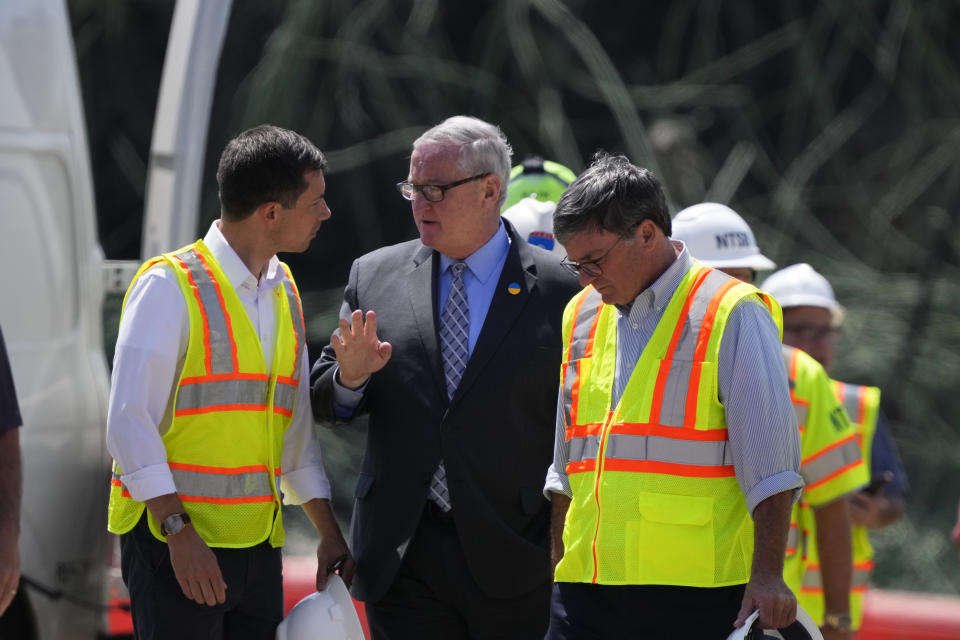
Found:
[632,323,639,329]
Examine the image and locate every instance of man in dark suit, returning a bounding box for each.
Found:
[311,115,579,639]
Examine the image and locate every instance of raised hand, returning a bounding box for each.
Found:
[331,310,392,389]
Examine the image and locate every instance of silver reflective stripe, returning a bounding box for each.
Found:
[793,403,809,429]
[274,380,298,414]
[568,289,603,361]
[562,289,603,429]
[801,565,873,589]
[786,525,799,553]
[802,438,861,486]
[658,269,727,427]
[172,467,273,500]
[568,434,601,463]
[176,378,267,412]
[603,432,732,467]
[176,249,234,375]
[783,349,810,428]
[838,384,861,423]
[281,277,304,380]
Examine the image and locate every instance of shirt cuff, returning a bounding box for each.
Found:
[333,366,367,419]
[745,470,804,515]
[121,463,178,503]
[281,465,332,505]
[543,463,572,500]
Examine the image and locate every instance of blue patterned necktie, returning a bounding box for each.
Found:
[430,261,469,511]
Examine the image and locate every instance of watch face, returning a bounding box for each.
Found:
[163,514,184,536]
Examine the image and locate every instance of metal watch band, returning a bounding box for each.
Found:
[822,612,852,631]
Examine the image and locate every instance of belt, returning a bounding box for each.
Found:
[423,500,455,523]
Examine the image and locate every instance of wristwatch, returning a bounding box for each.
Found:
[160,512,192,537]
[822,612,852,631]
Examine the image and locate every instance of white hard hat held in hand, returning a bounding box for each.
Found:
[275,574,365,640]
[671,202,776,270]
[726,606,824,640]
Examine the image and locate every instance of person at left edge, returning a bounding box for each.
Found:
[310,115,579,639]
[0,323,23,619]
[106,125,354,640]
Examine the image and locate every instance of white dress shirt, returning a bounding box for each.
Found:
[106,221,331,505]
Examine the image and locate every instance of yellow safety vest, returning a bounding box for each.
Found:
[780,346,867,597]
[797,381,880,629]
[555,262,782,587]
[107,240,306,548]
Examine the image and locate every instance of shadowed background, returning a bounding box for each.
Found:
[70,0,960,595]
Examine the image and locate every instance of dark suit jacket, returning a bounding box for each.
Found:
[311,221,579,603]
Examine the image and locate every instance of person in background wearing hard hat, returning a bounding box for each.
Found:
[545,153,802,639]
[106,125,353,640]
[311,116,579,639]
[0,323,22,621]
[500,155,577,256]
[760,263,908,634]
[673,203,869,640]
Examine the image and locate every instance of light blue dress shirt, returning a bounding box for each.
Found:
[544,242,802,514]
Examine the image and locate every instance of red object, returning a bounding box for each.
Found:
[282,555,370,639]
[858,589,960,640]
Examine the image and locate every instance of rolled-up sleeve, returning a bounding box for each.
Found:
[719,298,803,514]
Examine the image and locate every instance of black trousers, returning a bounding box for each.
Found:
[120,515,283,640]
[545,581,747,639]
[364,504,552,640]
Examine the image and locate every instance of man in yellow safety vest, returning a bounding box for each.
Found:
[106,125,353,640]
[672,203,869,640]
[544,153,803,639]
[761,263,908,634]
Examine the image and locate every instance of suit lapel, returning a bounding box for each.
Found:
[406,244,445,395]
[449,222,537,408]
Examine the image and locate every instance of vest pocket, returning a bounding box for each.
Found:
[627,492,715,584]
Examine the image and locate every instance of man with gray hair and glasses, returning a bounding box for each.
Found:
[544,152,802,639]
[311,115,578,638]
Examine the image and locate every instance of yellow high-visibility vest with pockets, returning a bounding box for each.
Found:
[107,239,306,548]
[780,346,867,597]
[798,381,881,629]
[555,262,782,587]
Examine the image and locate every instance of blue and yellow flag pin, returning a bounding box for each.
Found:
[507,282,521,295]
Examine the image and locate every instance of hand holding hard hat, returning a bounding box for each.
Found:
[276,574,365,640]
[727,606,823,640]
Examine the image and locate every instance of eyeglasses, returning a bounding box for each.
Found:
[782,325,839,342]
[396,173,491,203]
[560,237,623,278]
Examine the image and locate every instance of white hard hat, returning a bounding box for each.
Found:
[275,575,365,640]
[726,606,824,640]
[671,203,776,270]
[501,197,565,256]
[759,263,845,325]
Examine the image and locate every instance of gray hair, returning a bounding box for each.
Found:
[553,151,670,245]
[413,115,513,207]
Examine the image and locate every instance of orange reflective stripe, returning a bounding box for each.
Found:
[566,421,605,440]
[602,458,735,477]
[564,291,591,362]
[650,267,711,424]
[804,459,863,491]
[178,494,275,505]
[180,373,269,384]
[685,278,739,427]
[610,422,728,441]
[801,433,858,466]
[175,403,268,417]
[168,462,269,474]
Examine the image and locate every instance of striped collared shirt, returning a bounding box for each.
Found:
[544,241,802,513]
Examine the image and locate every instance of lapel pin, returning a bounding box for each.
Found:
[507,282,521,295]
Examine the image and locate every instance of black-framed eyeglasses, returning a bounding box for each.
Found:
[560,236,623,278]
[396,173,491,203]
